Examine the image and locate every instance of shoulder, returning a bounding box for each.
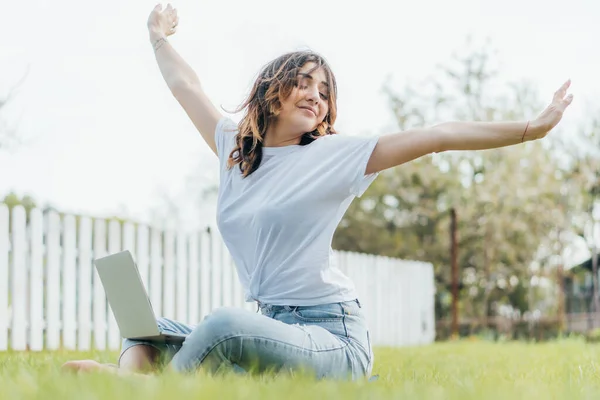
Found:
[216,117,239,137]
[215,117,239,159]
[299,133,381,197]
[315,132,378,144]
[308,133,380,155]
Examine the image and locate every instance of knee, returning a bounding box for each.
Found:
[197,307,248,341]
[171,307,249,372]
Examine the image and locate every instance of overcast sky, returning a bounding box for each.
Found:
[1,0,598,235]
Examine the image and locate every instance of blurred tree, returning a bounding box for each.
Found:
[2,192,37,232]
[0,71,27,151]
[565,115,600,315]
[333,38,573,321]
[1,191,143,252]
[2,192,37,212]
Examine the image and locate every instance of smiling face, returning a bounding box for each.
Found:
[228,51,338,176]
[274,62,331,141]
[250,51,337,147]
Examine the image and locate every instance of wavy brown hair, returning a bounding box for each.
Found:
[227,51,338,177]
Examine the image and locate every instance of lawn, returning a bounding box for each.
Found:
[1,339,600,399]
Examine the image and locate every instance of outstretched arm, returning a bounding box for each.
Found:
[147,3,222,156]
[365,80,574,175]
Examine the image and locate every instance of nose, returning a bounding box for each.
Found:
[304,84,320,104]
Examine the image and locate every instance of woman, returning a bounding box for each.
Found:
[63,3,573,380]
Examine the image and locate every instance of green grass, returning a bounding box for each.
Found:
[2,339,600,399]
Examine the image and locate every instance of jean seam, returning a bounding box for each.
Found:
[291,313,345,323]
[341,305,349,338]
[291,306,346,323]
[190,332,350,368]
[366,331,373,373]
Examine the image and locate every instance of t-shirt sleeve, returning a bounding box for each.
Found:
[315,134,380,198]
[214,116,238,170]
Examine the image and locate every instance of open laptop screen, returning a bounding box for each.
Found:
[93,250,161,339]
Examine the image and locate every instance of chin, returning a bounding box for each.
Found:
[302,125,319,135]
[290,119,318,135]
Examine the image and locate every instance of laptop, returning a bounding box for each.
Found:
[93,250,187,344]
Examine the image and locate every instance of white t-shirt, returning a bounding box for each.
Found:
[214,117,380,306]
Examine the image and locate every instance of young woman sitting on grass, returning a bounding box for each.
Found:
[63,3,573,380]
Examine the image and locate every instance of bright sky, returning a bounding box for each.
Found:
[1,0,598,232]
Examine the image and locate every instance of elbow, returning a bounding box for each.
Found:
[170,79,202,98]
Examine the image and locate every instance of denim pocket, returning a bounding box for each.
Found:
[291,303,346,323]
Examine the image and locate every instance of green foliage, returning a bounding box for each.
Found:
[585,328,600,343]
[1,192,143,252]
[333,38,585,321]
[2,192,36,213]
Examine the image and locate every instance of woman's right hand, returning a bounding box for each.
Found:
[147,3,179,40]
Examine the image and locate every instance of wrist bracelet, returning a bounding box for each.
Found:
[521,120,529,143]
[153,37,167,52]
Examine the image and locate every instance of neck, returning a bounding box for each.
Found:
[264,119,302,147]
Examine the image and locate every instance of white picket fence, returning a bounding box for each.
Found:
[0,204,436,352]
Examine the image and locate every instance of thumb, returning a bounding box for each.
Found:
[564,94,574,105]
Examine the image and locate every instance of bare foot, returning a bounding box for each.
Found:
[62,360,118,374]
[62,360,152,379]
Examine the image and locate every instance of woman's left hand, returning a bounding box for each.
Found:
[529,80,574,140]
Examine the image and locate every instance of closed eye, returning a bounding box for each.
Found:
[298,72,329,99]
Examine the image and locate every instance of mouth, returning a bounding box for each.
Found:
[298,106,317,117]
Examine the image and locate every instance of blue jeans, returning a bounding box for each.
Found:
[119,299,373,380]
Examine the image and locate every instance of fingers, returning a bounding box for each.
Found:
[170,7,178,30]
[156,3,176,15]
[165,3,177,20]
[553,79,571,102]
[166,3,178,17]
[556,90,574,113]
[169,12,179,35]
[552,79,574,112]
[152,2,178,35]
